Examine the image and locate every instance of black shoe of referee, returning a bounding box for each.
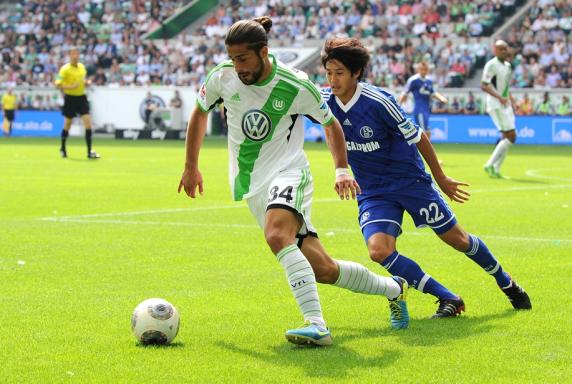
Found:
[87,151,100,159]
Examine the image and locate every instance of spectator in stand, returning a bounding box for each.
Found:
[545,65,563,88]
[449,97,462,114]
[556,95,570,116]
[517,93,534,115]
[433,100,448,114]
[536,92,554,115]
[170,90,182,109]
[463,92,479,114]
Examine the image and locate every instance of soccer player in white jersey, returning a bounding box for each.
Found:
[320,37,531,318]
[482,40,516,178]
[178,17,410,346]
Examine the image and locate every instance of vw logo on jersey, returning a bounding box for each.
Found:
[360,126,374,139]
[242,109,272,141]
[360,211,370,223]
[272,98,285,111]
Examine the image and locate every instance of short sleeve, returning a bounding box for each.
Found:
[55,66,65,85]
[196,67,223,112]
[297,80,334,126]
[403,77,413,94]
[481,61,495,84]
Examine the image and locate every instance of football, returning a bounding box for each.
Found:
[131,298,180,345]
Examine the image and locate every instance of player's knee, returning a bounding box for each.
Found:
[264,229,292,255]
[368,244,395,263]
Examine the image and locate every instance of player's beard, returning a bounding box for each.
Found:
[238,54,265,85]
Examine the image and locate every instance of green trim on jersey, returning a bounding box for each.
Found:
[196,98,208,113]
[322,116,334,127]
[254,55,277,87]
[276,67,322,103]
[295,169,310,212]
[233,79,300,200]
[204,61,234,87]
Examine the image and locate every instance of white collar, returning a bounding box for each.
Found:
[335,83,363,113]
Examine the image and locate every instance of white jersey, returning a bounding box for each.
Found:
[481,57,513,112]
[197,55,334,201]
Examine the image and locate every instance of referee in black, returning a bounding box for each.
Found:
[55,47,100,159]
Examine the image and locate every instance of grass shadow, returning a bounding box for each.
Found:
[216,329,402,378]
[507,178,548,184]
[334,308,519,348]
[135,341,185,349]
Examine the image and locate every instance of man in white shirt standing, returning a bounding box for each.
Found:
[481,40,516,179]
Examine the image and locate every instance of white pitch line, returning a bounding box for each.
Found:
[51,205,244,220]
[525,169,572,182]
[469,184,572,193]
[38,182,572,222]
[41,217,572,244]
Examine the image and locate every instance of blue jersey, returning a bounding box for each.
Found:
[321,83,432,197]
[322,83,456,239]
[404,74,434,114]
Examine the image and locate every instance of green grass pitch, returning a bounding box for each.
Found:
[1,137,570,383]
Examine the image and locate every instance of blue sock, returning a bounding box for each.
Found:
[381,251,457,300]
[465,234,511,287]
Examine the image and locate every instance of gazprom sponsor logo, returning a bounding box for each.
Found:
[346,141,380,152]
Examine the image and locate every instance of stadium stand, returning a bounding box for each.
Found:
[0,0,570,116]
[500,0,572,89]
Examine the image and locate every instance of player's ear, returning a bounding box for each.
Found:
[259,46,269,59]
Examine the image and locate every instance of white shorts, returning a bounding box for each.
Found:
[489,106,515,132]
[246,167,317,237]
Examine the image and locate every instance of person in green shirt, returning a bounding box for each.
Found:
[536,92,554,115]
[557,96,570,116]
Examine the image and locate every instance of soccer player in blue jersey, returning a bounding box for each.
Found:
[398,62,448,141]
[320,37,531,317]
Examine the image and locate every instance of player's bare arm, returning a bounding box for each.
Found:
[323,118,361,200]
[416,132,470,203]
[481,82,508,106]
[178,105,208,198]
[433,92,448,104]
[397,93,408,105]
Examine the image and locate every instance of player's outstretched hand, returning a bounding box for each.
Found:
[436,175,470,203]
[178,167,204,198]
[335,174,361,200]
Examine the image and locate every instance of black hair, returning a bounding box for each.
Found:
[321,37,370,80]
[225,16,272,52]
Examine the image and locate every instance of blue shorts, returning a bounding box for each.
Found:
[413,111,430,131]
[358,179,457,241]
